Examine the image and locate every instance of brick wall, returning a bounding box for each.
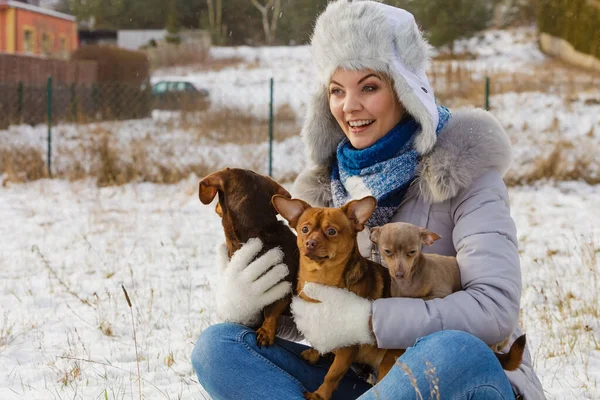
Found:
[0,53,97,86]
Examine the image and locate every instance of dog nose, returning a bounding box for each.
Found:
[395,271,405,279]
[305,239,317,250]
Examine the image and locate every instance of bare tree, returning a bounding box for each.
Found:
[207,0,226,44]
[250,0,281,45]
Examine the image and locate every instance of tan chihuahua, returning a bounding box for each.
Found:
[272,195,403,400]
[370,221,526,371]
[369,222,460,300]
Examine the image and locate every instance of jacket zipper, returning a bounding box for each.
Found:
[398,179,418,208]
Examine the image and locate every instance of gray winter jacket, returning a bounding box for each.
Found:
[287,109,546,399]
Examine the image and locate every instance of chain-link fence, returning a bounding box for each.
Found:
[1,54,599,186]
[0,80,152,129]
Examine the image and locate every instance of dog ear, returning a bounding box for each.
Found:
[272,195,310,228]
[198,171,225,204]
[420,229,441,246]
[265,176,292,199]
[343,196,377,232]
[369,226,381,244]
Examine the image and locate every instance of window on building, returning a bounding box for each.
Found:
[23,29,35,53]
[41,33,51,56]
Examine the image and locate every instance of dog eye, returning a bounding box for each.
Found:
[301,226,309,234]
[327,228,337,236]
[383,249,392,255]
[407,250,417,256]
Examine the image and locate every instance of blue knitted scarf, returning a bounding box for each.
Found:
[331,105,452,227]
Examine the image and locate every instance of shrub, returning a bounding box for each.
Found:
[537,0,600,59]
[71,46,150,85]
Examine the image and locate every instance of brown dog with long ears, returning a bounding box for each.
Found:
[370,221,526,371]
[199,168,299,347]
[273,195,403,400]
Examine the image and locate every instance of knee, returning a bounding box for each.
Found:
[419,330,487,350]
[191,323,248,378]
[412,330,493,366]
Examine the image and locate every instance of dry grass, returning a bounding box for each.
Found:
[152,55,245,75]
[520,237,600,392]
[430,58,600,109]
[0,148,48,185]
[0,312,17,349]
[504,141,600,186]
[94,135,214,187]
[0,103,301,188]
[173,104,299,145]
[147,42,210,70]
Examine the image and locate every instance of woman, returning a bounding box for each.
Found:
[192,1,545,399]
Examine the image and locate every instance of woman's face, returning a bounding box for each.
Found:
[328,69,404,150]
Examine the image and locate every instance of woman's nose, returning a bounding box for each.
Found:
[342,92,362,113]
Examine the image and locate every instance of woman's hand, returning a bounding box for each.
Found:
[215,238,291,327]
[291,282,375,354]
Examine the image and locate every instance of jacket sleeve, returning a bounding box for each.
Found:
[276,315,305,342]
[371,170,522,349]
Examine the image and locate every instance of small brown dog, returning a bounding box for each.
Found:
[272,195,403,400]
[370,221,526,371]
[199,168,299,347]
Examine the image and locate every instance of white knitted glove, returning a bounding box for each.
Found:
[291,283,375,354]
[215,238,292,327]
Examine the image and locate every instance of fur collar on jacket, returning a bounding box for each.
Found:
[291,108,512,205]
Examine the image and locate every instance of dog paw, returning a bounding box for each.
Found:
[255,327,275,348]
[301,348,321,365]
[304,392,325,400]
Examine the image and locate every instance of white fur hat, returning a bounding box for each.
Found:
[302,0,439,167]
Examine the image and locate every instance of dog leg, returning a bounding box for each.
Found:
[256,296,291,348]
[377,349,405,382]
[304,346,359,400]
[301,348,322,365]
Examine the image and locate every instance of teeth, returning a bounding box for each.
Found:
[348,120,374,127]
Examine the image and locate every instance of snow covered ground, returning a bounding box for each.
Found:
[1,178,599,399]
[1,27,599,398]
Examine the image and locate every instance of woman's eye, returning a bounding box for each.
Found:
[301,226,309,234]
[327,228,337,236]
[329,87,342,95]
[363,85,377,92]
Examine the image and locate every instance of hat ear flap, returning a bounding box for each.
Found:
[301,86,345,166]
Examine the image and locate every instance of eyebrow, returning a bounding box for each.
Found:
[329,73,381,87]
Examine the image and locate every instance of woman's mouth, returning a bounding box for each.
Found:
[348,119,375,134]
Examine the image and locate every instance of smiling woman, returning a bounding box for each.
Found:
[328,70,405,150]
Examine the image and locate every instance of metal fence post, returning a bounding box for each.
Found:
[268,77,274,177]
[17,81,23,123]
[485,76,490,111]
[70,82,77,120]
[47,76,53,178]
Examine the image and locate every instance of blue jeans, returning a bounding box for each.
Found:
[192,323,514,400]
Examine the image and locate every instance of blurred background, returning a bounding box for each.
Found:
[0,0,598,185]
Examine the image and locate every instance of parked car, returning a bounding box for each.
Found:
[151,80,210,111]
